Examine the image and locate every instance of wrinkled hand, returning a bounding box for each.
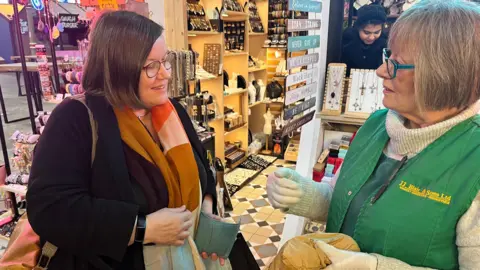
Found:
[145,206,193,246]
[316,240,377,270]
[266,168,304,209]
[201,195,225,266]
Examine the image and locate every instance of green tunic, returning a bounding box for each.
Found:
[326,109,480,269]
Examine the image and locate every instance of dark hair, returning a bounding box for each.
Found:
[354,4,387,29]
[82,11,164,109]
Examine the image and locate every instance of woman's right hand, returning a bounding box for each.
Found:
[266,168,304,209]
[144,205,193,246]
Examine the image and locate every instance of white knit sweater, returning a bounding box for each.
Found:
[287,101,480,269]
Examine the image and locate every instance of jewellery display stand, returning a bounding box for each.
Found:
[321,63,347,116]
[169,0,249,165]
[344,69,385,119]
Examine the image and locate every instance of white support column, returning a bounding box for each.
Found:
[280,0,331,248]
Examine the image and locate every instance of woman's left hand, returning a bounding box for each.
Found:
[201,195,225,266]
[316,240,377,270]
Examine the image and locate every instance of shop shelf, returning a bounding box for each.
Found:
[249,32,267,36]
[317,113,366,126]
[248,66,267,73]
[188,31,221,37]
[223,11,249,21]
[224,51,249,57]
[224,123,247,136]
[224,88,247,96]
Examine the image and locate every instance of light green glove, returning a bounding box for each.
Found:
[267,168,334,222]
[266,168,305,210]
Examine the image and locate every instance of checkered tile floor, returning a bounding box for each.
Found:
[224,159,296,269]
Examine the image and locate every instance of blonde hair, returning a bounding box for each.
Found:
[389,0,480,111]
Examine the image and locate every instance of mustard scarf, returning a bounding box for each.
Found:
[114,100,200,211]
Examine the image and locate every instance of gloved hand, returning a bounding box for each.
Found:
[266,168,304,209]
[316,240,377,270]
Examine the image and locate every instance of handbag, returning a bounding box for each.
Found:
[229,234,260,270]
[266,81,283,99]
[0,95,97,270]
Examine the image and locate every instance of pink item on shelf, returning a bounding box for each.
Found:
[75,72,83,83]
[0,216,12,227]
[65,71,73,83]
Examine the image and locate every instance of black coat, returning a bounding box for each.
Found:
[341,27,387,74]
[26,94,217,269]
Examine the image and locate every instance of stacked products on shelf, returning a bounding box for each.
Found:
[0,210,15,246]
[265,0,289,47]
[64,71,85,95]
[187,1,212,31]
[224,154,276,196]
[36,44,53,101]
[168,50,197,98]
[312,135,353,183]
[247,0,264,33]
[35,111,50,135]
[5,131,39,190]
[248,55,265,69]
[225,142,246,168]
[224,22,246,52]
[223,0,244,12]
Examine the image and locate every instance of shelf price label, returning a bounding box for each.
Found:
[285,82,317,106]
[284,97,316,120]
[289,0,322,13]
[288,35,320,52]
[287,19,321,32]
[287,53,319,70]
[281,111,316,137]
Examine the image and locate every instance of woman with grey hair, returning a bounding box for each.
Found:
[267,0,480,269]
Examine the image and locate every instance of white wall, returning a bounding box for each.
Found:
[146,0,165,26]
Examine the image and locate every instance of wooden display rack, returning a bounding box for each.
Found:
[165,0,250,163]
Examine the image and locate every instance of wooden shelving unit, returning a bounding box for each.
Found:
[165,0,250,163]
[247,0,270,135]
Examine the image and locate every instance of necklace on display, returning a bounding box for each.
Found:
[328,66,343,109]
[353,70,367,111]
[368,70,378,94]
[370,72,380,112]
[332,66,342,87]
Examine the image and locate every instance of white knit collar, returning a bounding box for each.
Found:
[385,100,480,158]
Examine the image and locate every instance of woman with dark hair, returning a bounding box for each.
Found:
[26,11,219,269]
[342,4,387,73]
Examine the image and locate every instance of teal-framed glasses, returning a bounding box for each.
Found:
[383,48,415,79]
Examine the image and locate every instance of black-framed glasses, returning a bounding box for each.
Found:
[383,48,415,79]
[143,53,172,78]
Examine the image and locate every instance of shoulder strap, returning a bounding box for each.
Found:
[34,94,98,270]
[69,94,98,165]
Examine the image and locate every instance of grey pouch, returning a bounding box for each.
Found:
[194,212,240,258]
